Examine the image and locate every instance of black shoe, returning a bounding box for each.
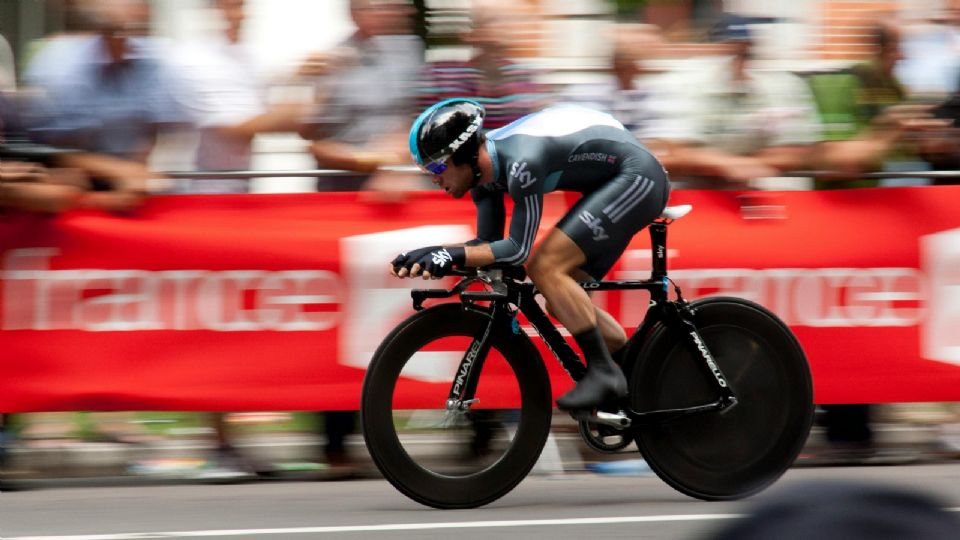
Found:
[556,364,627,411]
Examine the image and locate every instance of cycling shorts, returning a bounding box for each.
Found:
[557,150,670,280]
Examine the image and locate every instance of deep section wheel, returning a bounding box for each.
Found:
[362,303,552,509]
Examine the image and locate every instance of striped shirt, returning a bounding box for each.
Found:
[417,59,546,130]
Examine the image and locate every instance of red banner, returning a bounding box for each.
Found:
[1,187,959,412]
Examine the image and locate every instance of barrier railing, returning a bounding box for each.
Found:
[159,167,960,181]
[161,166,422,180]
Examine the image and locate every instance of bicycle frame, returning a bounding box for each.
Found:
[409,220,738,427]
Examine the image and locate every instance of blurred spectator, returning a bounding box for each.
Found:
[643,14,822,189]
[417,0,547,130]
[25,0,183,161]
[805,19,943,462]
[561,24,706,161]
[23,0,183,210]
[561,25,663,134]
[12,0,183,452]
[809,20,945,188]
[804,20,899,460]
[166,0,311,480]
[297,0,423,477]
[0,48,106,480]
[895,0,960,97]
[896,0,960,184]
[704,480,959,540]
[298,0,423,192]
[172,0,308,194]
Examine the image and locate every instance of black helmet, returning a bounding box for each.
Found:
[408,98,485,175]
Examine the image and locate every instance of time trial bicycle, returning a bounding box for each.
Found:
[361,204,814,509]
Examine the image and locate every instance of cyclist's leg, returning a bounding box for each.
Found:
[595,305,629,359]
[528,229,624,411]
[537,155,669,410]
[528,230,593,334]
[544,268,628,355]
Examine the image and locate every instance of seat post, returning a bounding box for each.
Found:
[649,222,668,280]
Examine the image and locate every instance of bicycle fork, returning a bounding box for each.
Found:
[444,302,502,413]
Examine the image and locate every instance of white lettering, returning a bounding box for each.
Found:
[510,161,537,189]
[614,249,927,329]
[1,249,344,331]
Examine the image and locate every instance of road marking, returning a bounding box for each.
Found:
[11,509,960,539]
[7,514,743,539]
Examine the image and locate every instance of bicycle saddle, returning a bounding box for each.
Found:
[660,205,692,221]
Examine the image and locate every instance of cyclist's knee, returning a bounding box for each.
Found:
[528,251,573,285]
[526,254,554,284]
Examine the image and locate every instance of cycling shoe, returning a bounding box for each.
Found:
[556,364,627,411]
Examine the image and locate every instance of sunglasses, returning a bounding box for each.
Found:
[417,156,449,175]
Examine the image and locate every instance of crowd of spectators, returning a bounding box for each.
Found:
[3,0,960,480]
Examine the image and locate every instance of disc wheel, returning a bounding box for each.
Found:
[631,297,814,500]
[362,303,552,509]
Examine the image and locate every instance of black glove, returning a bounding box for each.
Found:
[391,246,439,273]
[392,246,465,277]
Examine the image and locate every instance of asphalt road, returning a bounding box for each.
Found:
[2,464,959,540]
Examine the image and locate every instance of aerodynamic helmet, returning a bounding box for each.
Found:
[408,98,485,175]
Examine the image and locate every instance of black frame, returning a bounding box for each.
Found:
[409,219,738,427]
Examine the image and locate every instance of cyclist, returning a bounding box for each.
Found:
[391,98,671,411]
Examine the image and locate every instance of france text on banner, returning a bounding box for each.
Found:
[1,187,959,412]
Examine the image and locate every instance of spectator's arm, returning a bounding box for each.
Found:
[213,102,309,141]
[813,129,899,175]
[309,140,391,174]
[54,152,159,213]
[647,139,778,186]
[755,145,814,173]
[0,161,85,214]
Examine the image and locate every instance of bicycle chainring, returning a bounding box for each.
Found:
[577,419,633,453]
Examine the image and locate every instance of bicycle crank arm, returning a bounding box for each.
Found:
[628,397,737,425]
[570,410,632,430]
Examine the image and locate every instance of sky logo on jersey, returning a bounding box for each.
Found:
[579,210,609,241]
[510,161,538,188]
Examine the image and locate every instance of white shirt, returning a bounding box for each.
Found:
[679,60,821,155]
[174,36,266,192]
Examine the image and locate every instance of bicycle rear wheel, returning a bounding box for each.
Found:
[630,297,813,500]
[362,303,552,509]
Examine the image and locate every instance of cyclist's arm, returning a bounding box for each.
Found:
[449,183,541,268]
[463,243,496,268]
[470,186,506,244]
[484,180,543,266]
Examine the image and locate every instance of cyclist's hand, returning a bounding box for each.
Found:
[390,246,465,279]
[391,246,437,277]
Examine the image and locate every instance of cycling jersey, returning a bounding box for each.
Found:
[471,105,670,279]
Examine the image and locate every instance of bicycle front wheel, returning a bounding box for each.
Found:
[362,303,552,509]
[631,297,813,500]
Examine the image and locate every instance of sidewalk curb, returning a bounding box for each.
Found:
[1,423,952,487]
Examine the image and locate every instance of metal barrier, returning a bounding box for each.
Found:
[162,166,422,180]
[161,168,960,181]
[791,170,960,180]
